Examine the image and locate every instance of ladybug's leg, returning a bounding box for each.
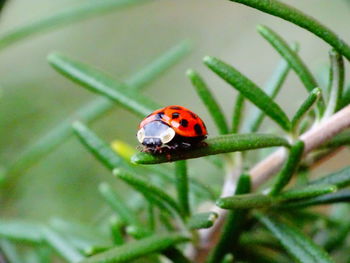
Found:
[180,142,192,149]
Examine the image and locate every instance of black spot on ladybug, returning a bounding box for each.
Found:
[172,112,180,119]
[180,119,189,127]
[188,111,198,119]
[170,106,182,110]
[194,123,203,135]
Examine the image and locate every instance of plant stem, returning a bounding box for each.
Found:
[196,105,350,259]
[251,104,350,189]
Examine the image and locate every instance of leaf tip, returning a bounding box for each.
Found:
[186,68,196,78]
[203,55,214,65]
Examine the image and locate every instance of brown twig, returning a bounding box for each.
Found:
[192,104,350,262]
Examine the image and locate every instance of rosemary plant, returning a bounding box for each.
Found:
[2,0,350,263]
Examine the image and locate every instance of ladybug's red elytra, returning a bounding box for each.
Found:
[137,105,208,154]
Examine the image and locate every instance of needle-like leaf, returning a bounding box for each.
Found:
[269,140,304,196]
[324,50,345,118]
[229,0,350,61]
[109,216,125,245]
[80,234,189,263]
[244,51,294,133]
[99,182,140,226]
[113,169,183,217]
[72,122,129,171]
[231,94,245,133]
[257,25,318,93]
[132,133,289,164]
[217,184,336,209]
[187,212,218,230]
[42,227,85,263]
[0,0,150,51]
[310,166,350,189]
[48,53,160,118]
[204,56,290,131]
[0,220,43,244]
[175,161,190,217]
[256,214,334,263]
[187,69,229,134]
[291,88,321,134]
[282,189,350,208]
[0,240,22,263]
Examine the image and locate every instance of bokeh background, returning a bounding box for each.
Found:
[0,0,349,225]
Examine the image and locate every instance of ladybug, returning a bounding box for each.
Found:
[137,105,208,154]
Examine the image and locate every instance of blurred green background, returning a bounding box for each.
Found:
[0,0,349,224]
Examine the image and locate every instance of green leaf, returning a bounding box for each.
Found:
[269,140,304,196]
[187,212,218,230]
[49,218,107,246]
[217,184,336,209]
[217,193,273,209]
[187,69,229,134]
[206,174,251,263]
[132,133,290,164]
[80,234,189,263]
[0,220,43,243]
[0,239,23,263]
[278,184,336,201]
[125,226,152,239]
[324,50,345,118]
[0,0,149,51]
[84,246,110,257]
[48,53,160,118]
[113,169,183,217]
[291,88,321,134]
[310,166,350,188]
[321,130,350,148]
[175,161,190,217]
[282,189,350,208]
[109,217,125,245]
[98,182,140,226]
[72,122,129,171]
[256,214,334,263]
[338,84,350,110]
[229,0,350,61]
[257,25,318,92]
[244,53,293,133]
[231,94,245,133]
[204,56,290,131]
[42,227,84,263]
[4,40,189,181]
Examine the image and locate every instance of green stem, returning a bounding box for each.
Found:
[230,0,350,61]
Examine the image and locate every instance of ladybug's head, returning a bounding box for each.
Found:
[137,121,175,147]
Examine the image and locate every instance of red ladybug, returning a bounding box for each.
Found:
[137,105,208,154]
